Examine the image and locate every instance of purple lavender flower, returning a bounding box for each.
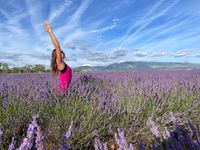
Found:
[60,121,73,150]
[188,120,198,142]
[148,114,200,150]
[17,138,29,150]
[94,138,108,150]
[138,143,145,150]
[18,124,37,150]
[65,121,73,139]
[187,120,200,149]
[147,118,160,139]
[17,114,46,150]
[35,126,46,150]
[114,128,134,150]
[0,128,3,146]
[8,135,17,150]
[169,111,177,124]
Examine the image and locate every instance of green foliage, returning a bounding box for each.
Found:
[0,63,9,73]
[0,62,49,73]
[73,68,82,72]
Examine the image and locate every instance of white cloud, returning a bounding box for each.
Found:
[172,50,193,57]
[133,49,148,57]
[119,0,181,47]
[143,11,200,44]
[150,50,167,57]
[0,9,32,52]
[24,0,45,36]
[90,18,118,33]
[82,63,92,66]
[68,0,93,24]
[0,51,50,67]
[117,0,165,47]
[48,0,72,22]
[54,0,94,46]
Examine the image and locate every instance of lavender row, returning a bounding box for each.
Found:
[0,70,199,149]
[1,113,199,149]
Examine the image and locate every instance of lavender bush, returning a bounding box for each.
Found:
[95,114,200,150]
[0,70,199,149]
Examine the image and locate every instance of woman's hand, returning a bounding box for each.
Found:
[44,21,52,33]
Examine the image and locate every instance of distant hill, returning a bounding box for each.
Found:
[74,61,200,72]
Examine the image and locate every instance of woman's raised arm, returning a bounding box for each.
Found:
[44,21,64,70]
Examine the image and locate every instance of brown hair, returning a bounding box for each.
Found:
[51,49,65,77]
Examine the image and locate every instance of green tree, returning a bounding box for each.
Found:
[33,64,45,72]
[2,63,8,70]
[0,63,9,73]
[0,62,2,73]
[23,64,34,72]
[73,68,82,72]
[12,67,20,73]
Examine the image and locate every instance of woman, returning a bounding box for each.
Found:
[44,21,72,93]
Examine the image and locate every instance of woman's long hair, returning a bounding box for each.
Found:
[51,49,59,77]
[51,49,65,77]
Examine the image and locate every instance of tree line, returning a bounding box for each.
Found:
[0,62,50,73]
[0,62,83,73]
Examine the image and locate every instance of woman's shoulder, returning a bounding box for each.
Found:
[61,63,67,73]
[60,63,71,73]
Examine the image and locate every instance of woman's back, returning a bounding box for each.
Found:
[58,63,72,92]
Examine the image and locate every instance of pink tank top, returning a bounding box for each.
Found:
[57,64,72,93]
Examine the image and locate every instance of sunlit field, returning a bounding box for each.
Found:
[0,70,200,149]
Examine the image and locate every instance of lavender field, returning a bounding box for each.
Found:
[0,70,200,150]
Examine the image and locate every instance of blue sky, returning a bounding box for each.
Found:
[0,0,200,68]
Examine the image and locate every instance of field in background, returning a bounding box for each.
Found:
[0,70,200,149]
